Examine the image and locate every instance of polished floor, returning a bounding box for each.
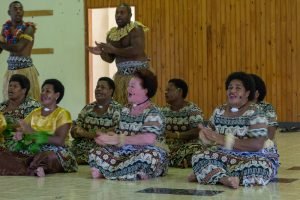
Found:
[0,131,299,200]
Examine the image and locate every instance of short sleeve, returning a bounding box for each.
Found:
[248,110,268,138]
[140,108,165,136]
[56,109,72,128]
[188,104,204,128]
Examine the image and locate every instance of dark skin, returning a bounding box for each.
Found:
[16,84,70,147]
[199,80,268,152]
[5,81,27,113]
[0,2,34,56]
[71,80,114,139]
[87,5,147,64]
[164,82,200,141]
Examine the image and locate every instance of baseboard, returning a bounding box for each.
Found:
[278,122,300,128]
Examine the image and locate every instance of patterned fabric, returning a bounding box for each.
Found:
[0,97,40,125]
[2,20,35,45]
[24,107,77,172]
[71,101,121,163]
[192,103,280,186]
[116,60,149,75]
[89,104,169,180]
[0,97,40,150]
[258,101,278,127]
[39,144,77,172]
[161,102,204,167]
[7,56,33,70]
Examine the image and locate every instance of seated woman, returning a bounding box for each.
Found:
[88,69,168,180]
[0,74,40,149]
[0,79,78,176]
[161,78,204,168]
[250,74,278,140]
[189,72,279,189]
[71,77,121,164]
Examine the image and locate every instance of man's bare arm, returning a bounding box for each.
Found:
[0,34,5,54]
[0,25,34,52]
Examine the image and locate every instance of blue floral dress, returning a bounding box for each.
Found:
[191,103,279,186]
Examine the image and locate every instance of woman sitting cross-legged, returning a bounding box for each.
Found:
[161,78,204,168]
[71,77,121,164]
[188,72,279,189]
[0,79,78,176]
[88,69,168,180]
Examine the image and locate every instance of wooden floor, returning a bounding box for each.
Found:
[0,131,299,200]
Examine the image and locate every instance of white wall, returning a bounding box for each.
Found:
[0,0,86,119]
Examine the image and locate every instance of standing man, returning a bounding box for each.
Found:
[88,3,149,105]
[0,1,40,101]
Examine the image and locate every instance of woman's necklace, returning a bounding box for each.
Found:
[133,98,149,107]
[96,99,111,109]
[230,102,248,113]
[43,106,56,112]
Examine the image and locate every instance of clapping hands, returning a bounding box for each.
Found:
[94,131,119,146]
[198,125,222,145]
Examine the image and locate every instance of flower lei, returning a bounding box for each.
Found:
[108,21,149,41]
[2,20,35,44]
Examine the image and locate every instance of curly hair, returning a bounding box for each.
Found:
[9,74,30,97]
[249,74,266,102]
[225,72,256,101]
[98,77,115,96]
[42,79,65,104]
[168,78,188,99]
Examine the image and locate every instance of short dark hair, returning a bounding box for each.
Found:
[133,69,157,99]
[249,74,267,102]
[168,78,188,99]
[225,72,256,101]
[9,1,22,9]
[118,3,132,16]
[9,74,30,97]
[42,79,65,104]
[98,77,115,96]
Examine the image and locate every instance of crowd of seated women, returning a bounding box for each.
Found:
[0,70,279,189]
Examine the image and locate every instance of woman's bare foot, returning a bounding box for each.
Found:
[219,176,240,189]
[36,167,45,177]
[187,172,197,182]
[137,172,149,180]
[90,167,103,179]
